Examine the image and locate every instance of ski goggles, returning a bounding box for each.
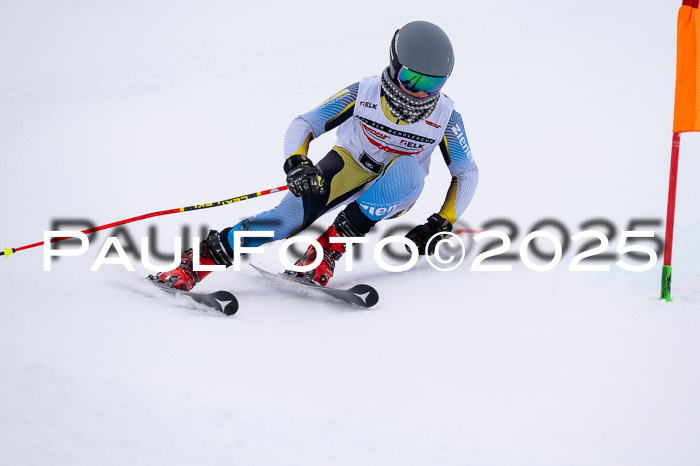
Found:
[397,66,449,96]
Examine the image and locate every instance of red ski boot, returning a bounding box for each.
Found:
[287,209,369,287]
[150,230,233,291]
[290,225,346,286]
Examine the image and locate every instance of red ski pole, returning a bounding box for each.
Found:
[1,185,289,258]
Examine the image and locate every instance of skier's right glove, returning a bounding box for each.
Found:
[405,213,453,255]
[284,154,324,197]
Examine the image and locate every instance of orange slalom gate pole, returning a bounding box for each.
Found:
[661,0,700,301]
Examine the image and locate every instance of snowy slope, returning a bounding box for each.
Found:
[1,1,700,465]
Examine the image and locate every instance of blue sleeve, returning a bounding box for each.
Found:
[298,82,359,137]
[440,109,477,174]
[437,110,479,224]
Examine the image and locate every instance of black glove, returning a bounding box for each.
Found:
[405,213,453,255]
[283,154,324,197]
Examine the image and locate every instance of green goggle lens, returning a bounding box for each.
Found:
[396,67,448,95]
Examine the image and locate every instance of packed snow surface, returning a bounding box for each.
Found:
[1,1,699,465]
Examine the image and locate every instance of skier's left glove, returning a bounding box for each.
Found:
[405,213,453,255]
[284,154,324,197]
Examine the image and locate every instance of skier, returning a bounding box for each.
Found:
[153,20,479,291]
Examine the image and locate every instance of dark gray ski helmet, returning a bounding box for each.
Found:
[381,21,453,124]
[388,21,454,82]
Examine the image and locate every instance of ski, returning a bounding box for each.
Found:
[146,277,239,316]
[250,264,379,308]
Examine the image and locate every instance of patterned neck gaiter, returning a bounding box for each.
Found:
[380,68,440,124]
